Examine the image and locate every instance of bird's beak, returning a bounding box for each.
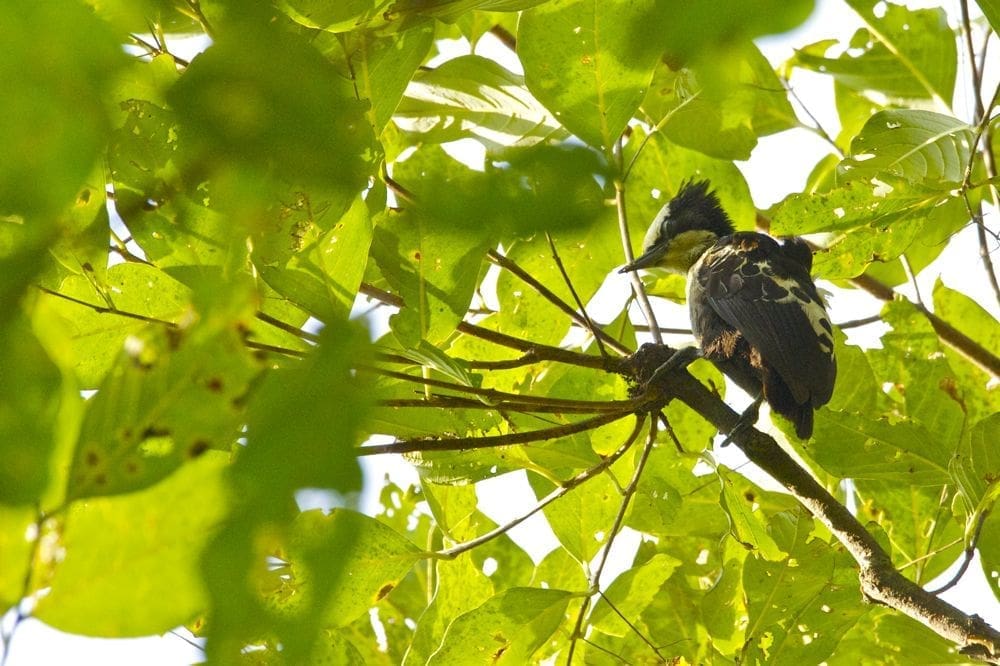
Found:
[618,242,669,274]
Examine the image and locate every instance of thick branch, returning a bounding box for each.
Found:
[627,344,1000,661]
[850,274,1000,376]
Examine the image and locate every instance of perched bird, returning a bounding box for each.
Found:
[619,180,836,439]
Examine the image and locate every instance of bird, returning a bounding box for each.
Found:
[619,180,836,439]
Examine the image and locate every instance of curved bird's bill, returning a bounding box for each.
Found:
[618,241,670,273]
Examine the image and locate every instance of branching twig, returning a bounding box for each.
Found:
[486,250,631,356]
[566,418,659,664]
[434,415,645,559]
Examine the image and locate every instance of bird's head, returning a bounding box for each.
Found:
[619,180,734,274]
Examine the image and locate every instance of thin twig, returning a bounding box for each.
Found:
[547,233,609,360]
[485,249,631,356]
[359,282,405,308]
[835,313,883,329]
[255,312,320,343]
[457,321,619,371]
[34,285,179,328]
[614,137,663,345]
[355,409,635,456]
[380,395,639,414]
[928,510,990,595]
[435,416,645,559]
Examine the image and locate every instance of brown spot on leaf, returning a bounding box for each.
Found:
[188,440,210,459]
[85,450,100,466]
[94,473,107,486]
[376,583,394,600]
[141,426,170,440]
[744,491,756,503]
[206,377,224,393]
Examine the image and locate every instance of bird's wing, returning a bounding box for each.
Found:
[696,235,836,406]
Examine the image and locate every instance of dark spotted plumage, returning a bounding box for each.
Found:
[620,180,836,439]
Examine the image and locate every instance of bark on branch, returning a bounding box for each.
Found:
[622,343,1000,662]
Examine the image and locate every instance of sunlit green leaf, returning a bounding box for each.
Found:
[519,0,667,150]
[840,110,973,187]
[35,452,230,636]
[0,2,124,217]
[395,54,566,150]
[427,587,572,664]
[793,2,956,102]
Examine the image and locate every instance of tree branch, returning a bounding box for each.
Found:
[847,273,1000,377]
[355,408,635,456]
[625,343,1000,661]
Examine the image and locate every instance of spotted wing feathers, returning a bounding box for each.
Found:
[696,233,836,408]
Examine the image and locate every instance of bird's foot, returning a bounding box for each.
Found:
[647,346,702,386]
[718,395,764,447]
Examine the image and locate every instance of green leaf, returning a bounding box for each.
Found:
[66,323,259,501]
[253,194,373,323]
[427,587,572,664]
[268,509,422,628]
[370,207,489,347]
[643,43,798,160]
[42,263,192,388]
[720,468,785,561]
[742,511,869,664]
[404,552,495,665]
[279,0,394,32]
[590,553,680,636]
[395,54,566,150]
[519,0,668,150]
[839,110,973,187]
[980,0,1000,32]
[771,181,955,279]
[811,411,950,485]
[0,2,125,216]
[793,1,955,102]
[35,451,230,636]
[933,279,1000,361]
[167,15,376,208]
[337,21,436,132]
[531,470,620,562]
[0,316,67,504]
